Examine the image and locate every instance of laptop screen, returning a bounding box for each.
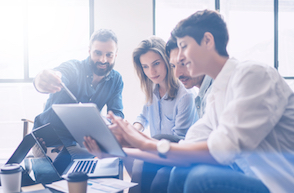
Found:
[7,123,70,184]
[31,124,72,179]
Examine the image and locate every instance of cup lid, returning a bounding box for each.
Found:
[0,163,22,174]
[66,172,88,182]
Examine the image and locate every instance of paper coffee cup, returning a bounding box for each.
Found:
[66,172,88,193]
[0,163,22,193]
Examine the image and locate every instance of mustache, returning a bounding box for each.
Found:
[178,75,190,80]
[95,62,110,66]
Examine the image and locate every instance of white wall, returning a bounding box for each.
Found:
[94,0,153,122]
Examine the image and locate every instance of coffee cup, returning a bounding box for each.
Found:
[0,163,22,193]
[66,172,88,193]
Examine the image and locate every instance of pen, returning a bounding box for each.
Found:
[60,82,79,103]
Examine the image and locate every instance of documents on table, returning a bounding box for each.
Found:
[21,183,46,192]
[46,178,137,193]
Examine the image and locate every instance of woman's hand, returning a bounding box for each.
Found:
[83,136,103,159]
[108,111,155,151]
[109,122,133,147]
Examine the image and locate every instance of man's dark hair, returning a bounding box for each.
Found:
[171,9,229,57]
[165,36,178,58]
[89,29,118,46]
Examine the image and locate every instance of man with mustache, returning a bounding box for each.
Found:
[32,29,123,159]
[166,36,213,119]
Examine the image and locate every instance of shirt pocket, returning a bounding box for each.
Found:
[162,114,175,134]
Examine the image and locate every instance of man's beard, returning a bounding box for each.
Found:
[90,59,115,76]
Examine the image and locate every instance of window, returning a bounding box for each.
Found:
[155,0,215,42]
[0,0,91,82]
[220,0,274,67]
[155,0,294,78]
[278,0,294,77]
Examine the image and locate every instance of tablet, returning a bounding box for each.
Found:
[52,103,126,157]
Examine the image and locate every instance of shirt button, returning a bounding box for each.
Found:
[197,106,200,109]
[91,84,93,87]
[89,98,92,101]
[87,75,89,78]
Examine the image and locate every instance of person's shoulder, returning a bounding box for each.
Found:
[111,69,122,77]
[237,60,270,71]
[176,82,195,99]
[233,59,277,77]
[232,59,283,87]
[107,70,123,84]
[110,69,122,79]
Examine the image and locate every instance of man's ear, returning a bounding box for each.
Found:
[203,32,215,50]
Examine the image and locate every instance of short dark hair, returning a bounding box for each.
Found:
[165,36,178,58]
[172,9,229,57]
[89,29,118,47]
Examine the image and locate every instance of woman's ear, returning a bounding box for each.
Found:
[202,32,215,50]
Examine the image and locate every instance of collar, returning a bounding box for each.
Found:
[153,84,168,100]
[198,75,213,99]
[212,58,239,92]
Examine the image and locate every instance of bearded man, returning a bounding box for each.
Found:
[32,29,123,158]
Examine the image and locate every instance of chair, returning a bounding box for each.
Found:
[21,118,34,138]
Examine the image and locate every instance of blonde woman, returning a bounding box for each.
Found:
[132,36,197,140]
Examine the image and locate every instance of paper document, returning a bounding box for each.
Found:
[21,184,45,192]
[46,178,137,193]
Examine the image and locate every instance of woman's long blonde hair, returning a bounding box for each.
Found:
[133,36,179,104]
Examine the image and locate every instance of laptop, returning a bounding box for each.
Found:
[6,123,122,184]
[52,103,127,157]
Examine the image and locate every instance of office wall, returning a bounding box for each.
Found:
[93,0,153,122]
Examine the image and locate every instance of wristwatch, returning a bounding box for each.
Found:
[157,139,170,158]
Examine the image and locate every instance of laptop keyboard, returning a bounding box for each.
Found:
[72,160,98,174]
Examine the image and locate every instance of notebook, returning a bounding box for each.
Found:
[6,123,122,184]
[52,103,127,157]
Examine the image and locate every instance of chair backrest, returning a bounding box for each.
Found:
[21,119,34,138]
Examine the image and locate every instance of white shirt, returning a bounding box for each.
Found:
[184,58,294,193]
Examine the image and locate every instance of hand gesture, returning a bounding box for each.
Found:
[108,111,153,151]
[34,69,63,93]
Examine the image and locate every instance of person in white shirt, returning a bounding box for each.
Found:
[84,9,294,193]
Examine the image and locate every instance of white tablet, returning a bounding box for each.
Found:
[52,103,126,157]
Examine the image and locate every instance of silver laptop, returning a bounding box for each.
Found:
[7,123,122,184]
[52,103,127,157]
